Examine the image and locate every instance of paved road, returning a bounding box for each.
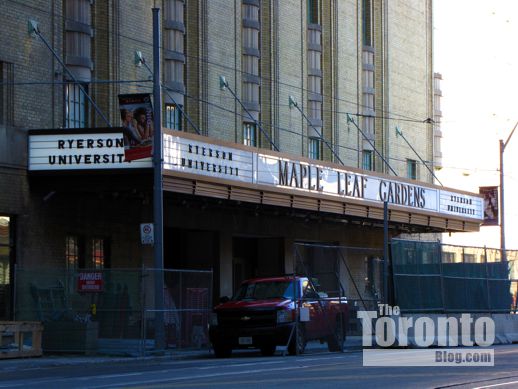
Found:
[1,345,518,388]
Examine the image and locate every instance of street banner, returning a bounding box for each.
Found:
[118,93,154,161]
[479,186,499,226]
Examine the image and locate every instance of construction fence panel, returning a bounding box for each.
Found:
[14,267,212,355]
[391,239,442,312]
[392,239,514,313]
[149,269,213,351]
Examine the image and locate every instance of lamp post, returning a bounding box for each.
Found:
[499,121,518,261]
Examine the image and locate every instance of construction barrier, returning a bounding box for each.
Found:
[0,321,42,359]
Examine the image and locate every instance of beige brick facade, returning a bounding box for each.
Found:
[1,0,434,175]
[0,0,436,320]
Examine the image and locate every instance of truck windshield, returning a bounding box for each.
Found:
[232,281,295,301]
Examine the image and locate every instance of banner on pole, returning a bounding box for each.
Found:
[118,93,154,161]
[479,186,499,226]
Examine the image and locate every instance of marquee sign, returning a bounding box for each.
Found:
[28,130,152,170]
[163,134,483,221]
[28,130,484,221]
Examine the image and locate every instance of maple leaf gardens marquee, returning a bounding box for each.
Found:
[29,129,484,232]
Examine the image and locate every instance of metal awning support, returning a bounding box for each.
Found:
[396,126,443,186]
[289,96,345,166]
[347,114,398,176]
[219,76,279,152]
[28,19,112,128]
[135,51,201,135]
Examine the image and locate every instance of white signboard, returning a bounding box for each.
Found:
[163,134,254,183]
[257,155,438,212]
[29,133,152,170]
[163,136,483,221]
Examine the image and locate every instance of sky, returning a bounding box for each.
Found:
[433,0,518,249]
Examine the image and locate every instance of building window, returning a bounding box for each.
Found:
[362,150,373,171]
[242,28,260,50]
[243,3,259,21]
[242,82,260,104]
[243,122,257,147]
[165,104,182,130]
[0,217,12,320]
[442,252,456,263]
[362,0,373,47]
[0,62,14,126]
[243,55,259,76]
[308,137,321,160]
[65,83,87,128]
[463,253,476,263]
[0,217,11,286]
[308,101,322,121]
[307,0,320,25]
[92,238,105,269]
[66,236,80,270]
[407,159,417,180]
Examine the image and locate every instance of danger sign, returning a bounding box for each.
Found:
[77,272,104,293]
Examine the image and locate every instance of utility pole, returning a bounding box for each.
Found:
[383,201,389,304]
[499,121,518,262]
[152,7,165,350]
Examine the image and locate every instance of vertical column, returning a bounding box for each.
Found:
[64,0,93,127]
[241,0,261,146]
[307,0,323,159]
[361,0,375,170]
[219,232,233,298]
[284,238,294,274]
[163,0,185,130]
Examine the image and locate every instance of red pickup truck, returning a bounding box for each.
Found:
[209,276,348,357]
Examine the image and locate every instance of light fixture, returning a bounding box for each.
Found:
[28,19,39,37]
[219,75,228,90]
[288,95,298,109]
[134,50,144,66]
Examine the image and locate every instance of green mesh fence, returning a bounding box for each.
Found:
[14,267,212,355]
[391,239,514,313]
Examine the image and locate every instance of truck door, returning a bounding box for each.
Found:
[301,280,325,339]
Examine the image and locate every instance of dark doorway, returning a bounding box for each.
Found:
[164,228,219,307]
[164,228,218,271]
[232,237,284,292]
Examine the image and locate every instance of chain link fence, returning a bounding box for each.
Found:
[14,267,212,355]
[294,243,384,335]
[391,239,515,313]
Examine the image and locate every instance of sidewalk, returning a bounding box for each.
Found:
[0,337,364,372]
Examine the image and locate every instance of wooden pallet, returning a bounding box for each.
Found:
[0,321,43,359]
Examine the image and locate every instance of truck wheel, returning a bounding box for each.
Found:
[288,325,306,355]
[260,344,276,356]
[213,343,232,358]
[327,318,346,352]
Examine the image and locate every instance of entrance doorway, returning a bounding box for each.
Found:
[232,237,284,292]
[164,228,218,271]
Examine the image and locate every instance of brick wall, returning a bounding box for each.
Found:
[0,0,435,310]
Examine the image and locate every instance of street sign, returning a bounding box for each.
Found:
[140,223,154,245]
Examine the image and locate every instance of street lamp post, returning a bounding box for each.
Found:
[499,121,518,261]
